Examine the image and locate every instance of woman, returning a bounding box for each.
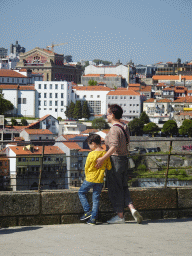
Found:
[96,104,143,224]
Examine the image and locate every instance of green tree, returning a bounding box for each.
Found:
[88,79,97,86]
[82,101,90,119]
[128,118,143,136]
[21,117,28,126]
[179,119,192,137]
[0,90,14,115]
[57,117,62,121]
[11,118,18,126]
[162,120,178,136]
[73,100,82,120]
[92,117,109,130]
[143,122,159,136]
[65,101,75,119]
[140,111,150,125]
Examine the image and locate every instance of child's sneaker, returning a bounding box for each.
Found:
[87,218,96,225]
[80,211,92,221]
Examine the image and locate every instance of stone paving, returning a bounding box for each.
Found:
[1,218,192,256]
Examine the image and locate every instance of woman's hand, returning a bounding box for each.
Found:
[95,157,105,169]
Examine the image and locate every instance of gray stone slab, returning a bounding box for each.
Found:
[177,187,192,208]
[0,192,40,216]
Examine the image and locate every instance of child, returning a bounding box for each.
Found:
[78,134,112,225]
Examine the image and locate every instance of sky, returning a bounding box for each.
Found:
[0,0,192,65]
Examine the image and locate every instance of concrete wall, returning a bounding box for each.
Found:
[1,187,192,227]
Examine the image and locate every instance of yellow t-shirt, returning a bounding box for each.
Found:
[85,150,112,183]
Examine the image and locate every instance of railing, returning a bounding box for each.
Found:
[0,138,192,192]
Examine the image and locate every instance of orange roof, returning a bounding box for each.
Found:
[129,84,140,87]
[127,87,140,91]
[153,75,192,81]
[24,129,53,135]
[177,112,192,116]
[81,129,99,134]
[61,134,87,140]
[0,85,35,90]
[0,70,27,78]
[72,86,111,91]
[62,142,82,150]
[140,86,152,92]
[163,87,174,91]
[42,48,55,54]
[19,69,27,72]
[144,98,172,103]
[26,114,53,128]
[107,89,140,96]
[9,145,64,155]
[173,96,192,103]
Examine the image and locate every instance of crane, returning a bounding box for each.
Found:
[46,42,68,51]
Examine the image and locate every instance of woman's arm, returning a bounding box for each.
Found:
[95,146,116,168]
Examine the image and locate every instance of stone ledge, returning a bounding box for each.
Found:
[177,188,192,208]
[0,192,40,217]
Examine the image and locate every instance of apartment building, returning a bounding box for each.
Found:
[106,89,141,121]
[35,81,73,119]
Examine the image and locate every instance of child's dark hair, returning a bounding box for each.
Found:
[87,134,101,145]
[108,104,123,119]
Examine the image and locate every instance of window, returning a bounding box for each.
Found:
[23,158,26,162]
[61,93,64,98]
[18,158,21,162]
[55,109,58,112]
[130,96,132,99]
[61,84,64,89]
[97,95,100,98]
[115,96,118,99]
[84,95,86,98]
[31,157,35,161]
[55,84,58,89]
[38,84,41,89]
[108,96,111,99]
[18,98,26,104]
[124,96,126,99]
[61,109,64,112]
[44,93,47,98]
[12,78,14,83]
[124,104,126,106]
[130,104,132,106]
[77,95,79,99]
[55,93,58,98]
[43,157,47,161]
[44,101,47,106]
[137,104,139,106]
[49,108,52,110]
[133,96,136,99]
[90,95,93,98]
[61,101,64,106]
[112,96,114,99]
[52,121,55,125]
[49,84,52,89]
[38,93,41,98]
[36,157,39,161]
[7,78,9,82]
[49,100,52,106]
[133,104,135,106]
[49,93,52,98]
[44,84,47,89]
[38,100,41,106]
[120,96,123,99]
[55,101,58,106]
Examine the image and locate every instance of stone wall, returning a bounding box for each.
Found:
[0,187,192,227]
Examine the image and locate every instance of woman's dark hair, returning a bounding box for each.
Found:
[87,134,101,145]
[108,104,123,119]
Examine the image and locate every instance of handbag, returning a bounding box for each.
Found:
[113,124,135,169]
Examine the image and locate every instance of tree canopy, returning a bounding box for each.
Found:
[65,101,75,119]
[179,119,192,137]
[73,100,82,120]
[82,101,90,119]
[140,111,150,125]
[143,122,159,136]
[92,59,112,66]
[162,120,178,136]
[0,90,14,115]
[92,117,109,130]
[128,118,144,136]
[88,80,97,86]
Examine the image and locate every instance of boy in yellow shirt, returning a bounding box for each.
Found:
[78,134,112,225]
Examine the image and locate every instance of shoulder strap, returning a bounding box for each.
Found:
[113,124,128,144]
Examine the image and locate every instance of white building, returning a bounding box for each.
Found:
[72,85,111,116]
[84,64,131,85]
[35,81,73,119]
[0,84,36,117]
[60,121,87,135]
[106,89,141,121]
[143,99,172,117]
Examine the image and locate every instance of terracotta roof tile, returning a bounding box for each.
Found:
[144,98,172,103]
[24,129,53,135]
[107,89,140,96]
[9,145,64,155]
[129,84,140,87]
[62,142,82,150]
[173,96,192,103]
[0,85,35,90]
[81,129,99,134]
[0,70,27,78]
